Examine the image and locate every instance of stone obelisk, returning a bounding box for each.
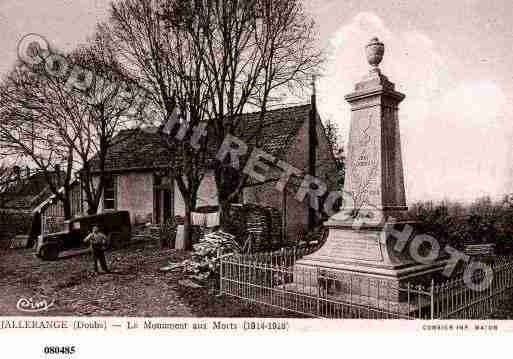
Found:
[295,38,445,297]
[329,37,407,224]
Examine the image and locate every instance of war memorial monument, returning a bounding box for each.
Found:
[295,38,447,301]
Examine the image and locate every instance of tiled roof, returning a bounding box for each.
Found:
[1,171,61,210]
[92,104,312,173]
[90,129,177,173]
[238,104,311,155]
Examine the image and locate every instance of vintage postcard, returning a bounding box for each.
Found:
[1,0,512,356]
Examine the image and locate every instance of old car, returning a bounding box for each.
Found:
[36,211,131,261]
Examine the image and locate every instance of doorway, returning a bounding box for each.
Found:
[154,172,174,224]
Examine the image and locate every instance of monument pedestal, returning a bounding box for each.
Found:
[292,38,446,304]
[294,220,447,302]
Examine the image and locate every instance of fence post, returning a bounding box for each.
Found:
[316,266,321,316]
[407,283,411,318]
[269,261,274,307]
[430,278,435,320]
[219,255,224,297]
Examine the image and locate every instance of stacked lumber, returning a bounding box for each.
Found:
[464,243,495,256]
[225,204,285,252]
[266,206,283,249]
[245,206,269,251]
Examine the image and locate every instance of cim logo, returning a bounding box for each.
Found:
[16,296,55,313]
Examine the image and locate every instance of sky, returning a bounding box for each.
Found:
[0,0,512,203]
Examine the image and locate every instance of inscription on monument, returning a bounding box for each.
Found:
[321,232,383,262]
[347,110,380,209]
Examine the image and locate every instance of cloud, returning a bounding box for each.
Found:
[318,12,512,203]
[329,12,391,49]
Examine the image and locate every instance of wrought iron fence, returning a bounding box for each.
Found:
[432,257,513,319]
[219,250,513,319]
[220,251,432,319]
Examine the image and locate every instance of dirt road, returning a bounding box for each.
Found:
[0,242,288,317]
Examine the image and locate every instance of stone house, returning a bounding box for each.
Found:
[88,103,337,243]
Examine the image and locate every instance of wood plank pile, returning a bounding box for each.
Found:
[131,225,160,243]
[266,206,283,248]
[464,243,495,256]
[245,205,269,251]
[227,204,284,252]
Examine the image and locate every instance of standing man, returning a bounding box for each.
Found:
[84,225,110,274]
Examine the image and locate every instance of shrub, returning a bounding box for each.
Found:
[408,197,513,254]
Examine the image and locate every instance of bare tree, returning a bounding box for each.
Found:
[68,30,146,214]
[166,0,323,224]
[106,0,323,239]
[0,164,14,192]
[106,0,212,249]
[0,30,144,218]
[0,65,76,217]
[0,164,16,207]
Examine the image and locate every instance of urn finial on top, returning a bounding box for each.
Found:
[365,37,384,69]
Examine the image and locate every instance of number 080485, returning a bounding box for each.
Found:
[43,346,76,355]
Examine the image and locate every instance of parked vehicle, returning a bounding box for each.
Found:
[36,211,131,261]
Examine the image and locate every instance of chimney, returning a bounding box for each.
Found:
[308,75,318,231]
[25,166,30,179]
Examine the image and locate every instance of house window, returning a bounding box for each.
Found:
[103,176,117,210]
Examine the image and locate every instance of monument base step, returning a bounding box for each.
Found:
[295,256,448,281]
[291,259,444,302]
[279,282,428,317]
